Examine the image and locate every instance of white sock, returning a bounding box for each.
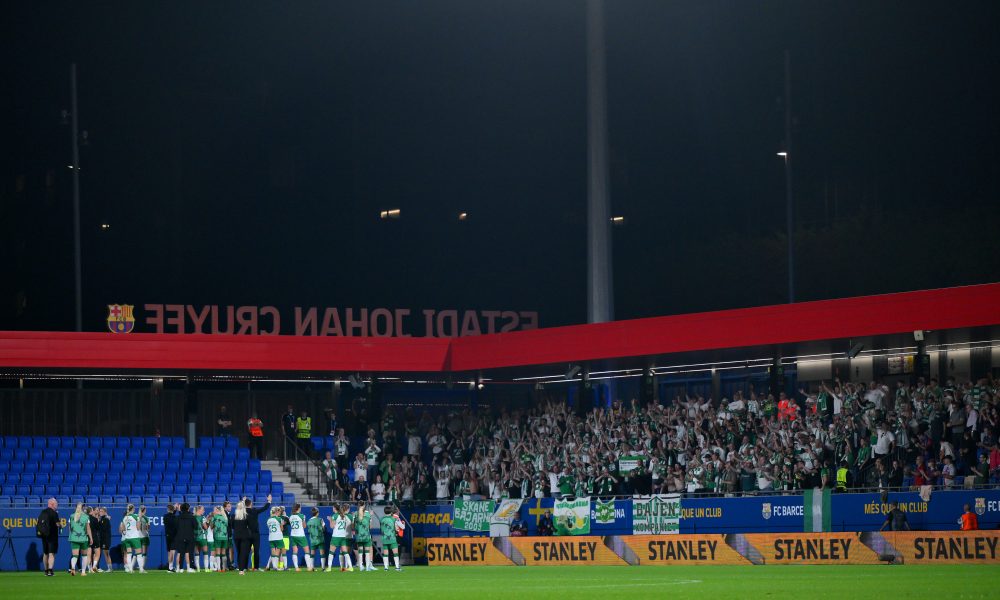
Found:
[70,556,77,570]
[344,553,352,568]
[221,557,227,571]
[383,554,389,569]
[368,553,374,568]
[82,556,90,572]
[292,554,299,569]
[138,555,145,570]
[305,554,313,569]
[126,555,134,571]
[194,555,200,570]
[394,555,400,569]
[328,554,335,568]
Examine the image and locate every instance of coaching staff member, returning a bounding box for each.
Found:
[231,501,252,575]
[174,503,198,572]
[243,493,271,570]
[36,498,61,576]
[164,503,178,572]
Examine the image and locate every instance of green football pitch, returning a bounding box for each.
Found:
[1,565,997,599]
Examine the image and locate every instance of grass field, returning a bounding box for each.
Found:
[1,565,998,599]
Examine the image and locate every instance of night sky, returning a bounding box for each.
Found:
[4,1,999,334]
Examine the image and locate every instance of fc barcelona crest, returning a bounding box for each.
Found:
[975,497,986,516]
[761,502,772,520]
[107,304,135,333]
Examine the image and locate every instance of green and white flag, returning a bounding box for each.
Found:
[453,499,495,532]
[595,499,616,524]
[803,489,832,532]
[618,455,644,476]
[633,494,681,534]
[554,496,591,535]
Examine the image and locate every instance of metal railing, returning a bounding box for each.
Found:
[279,433,335,501]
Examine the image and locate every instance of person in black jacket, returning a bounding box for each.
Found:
[164,503,178,572]
[97,507,113,572]
[37,498,61,576]
[243,494,271,570]
[87,506,101,574]
[174,503,199,573]
[231,501,253,575]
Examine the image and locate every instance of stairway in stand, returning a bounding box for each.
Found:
[261,460,311,503]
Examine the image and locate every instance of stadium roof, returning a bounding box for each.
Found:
[1,283,999,381]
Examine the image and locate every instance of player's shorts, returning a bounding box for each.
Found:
[213,540,229,550]
[290,536,308,548]
[310,541,325,551]
[121,538,142,551]
[330,537,349,548]
[196,537,208,547]
[41,537,58,555]
[90,538,101,549]
[355,537,372,549]
[269,540,285,550]
[70,540,90,551]
[382,541,398,550]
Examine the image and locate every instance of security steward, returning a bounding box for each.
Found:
[247,413,265,460]
[296,410,312,454]
[835,460,850,492]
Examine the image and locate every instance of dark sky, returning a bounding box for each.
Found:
[4,1,1000,333]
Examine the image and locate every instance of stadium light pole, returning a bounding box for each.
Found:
[586,0,613,325]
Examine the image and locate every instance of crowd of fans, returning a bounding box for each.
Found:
[310,375,1000,503]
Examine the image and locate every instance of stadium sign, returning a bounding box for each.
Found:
[626,535,751,565]
[508,536,627,566]
[105,303,539,337]
[743,533,879,565]
[453,499,495,532]
[425,538,514,566]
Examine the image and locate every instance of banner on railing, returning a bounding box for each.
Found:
[453,499,494,532]
[554,497,591,535]
[633,494,680,535]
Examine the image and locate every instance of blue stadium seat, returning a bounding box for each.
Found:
[60,438,75,450]
[197,495,212,505]
[27,496,42,506]
[36,461,51,473]
[233,461,247,473]
[115,438,130,449]
[249,459,261,471]
[58,484,74,496]
[281,494,294,505]
[199,437,213,449]
[56,449,72,462]
[193,460,207,472]
[180,460,193,472]
[20,473,35,485]
[167,437,184,449]
[133,483,148,495]
[63,473,78,484]
[118,484,132,495]
[114,495,129,505]
[13,449,28,461]
[259,471,271,484]
[98,448,114,460]
[82,461,96,472]
[28,449,42,462]
[119,472,134,483]
[53,461,68,473]
[160,471,175,483]
[181,448,196,461]
[137,460,151,473]
[89,438,103,449]
[0,449,12,463]
[201,484,216,495]
[74,438,89,450]
[91,472,106,484]
[124,460,138,472]
[16,437,31,448]
[48,473,62,485]
[67,461,82,472]
[154,495,169,505]
[235,448,250,461]
[131,438,145,450]
[166,460,180,472]
[148,483,162,494]
[98,495,113,505]
[35,473,49,485]
[106,472,121,483]
[101,437,116,449]
[188,484,202,495]
[217,472,232,484]
[224,438,238,449]
[42,448,57,462]
[173,484,189,495]
[155,449,169,461]
[146,471,161,483]
[189,472,204,484]
[176,472,191,484]
[29,485,45,496]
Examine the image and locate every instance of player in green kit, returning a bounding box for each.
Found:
[379,507,404,572]
[288,504,313,571]
[67,502,93,576]
[306,507,326,573]
[193,505,208,572]
[211,505,230,572]
[353,502,375,572]
[265,508,286,571]
[326,503,354,572]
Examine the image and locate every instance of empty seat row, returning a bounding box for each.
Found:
[0,447,251,463]
[0,437,186,450]
[0,482,283,497]
[0,459,262,474]
[0,470,269,485]
[0,493,296,509]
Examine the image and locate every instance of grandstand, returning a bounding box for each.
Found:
[0,436,292,508]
